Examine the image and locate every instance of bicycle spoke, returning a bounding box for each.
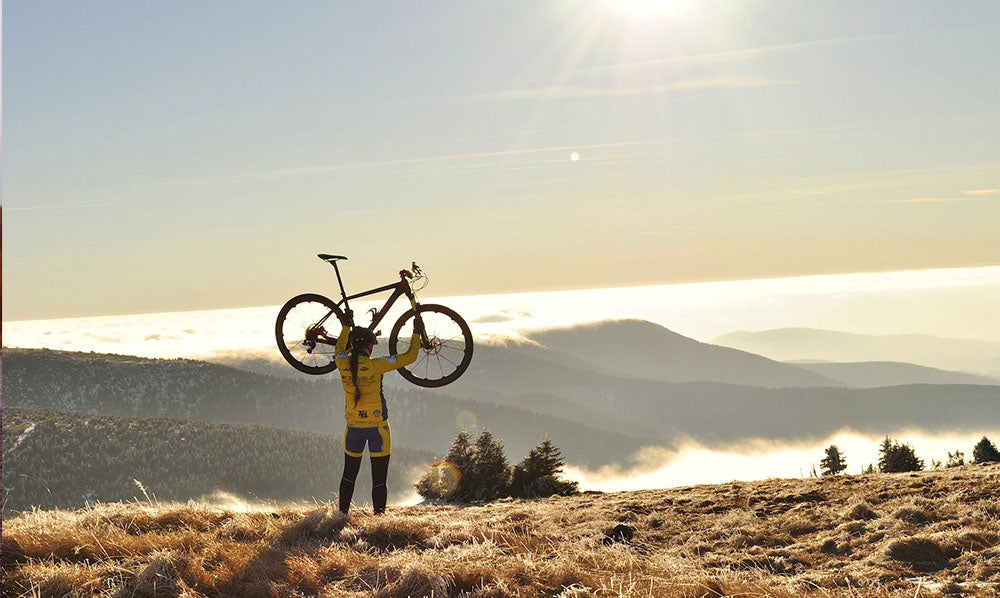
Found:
[438,353,458,367]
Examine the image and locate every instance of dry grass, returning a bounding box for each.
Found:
[4,464,1000,597]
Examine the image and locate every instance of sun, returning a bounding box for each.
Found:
[604,0,694,17]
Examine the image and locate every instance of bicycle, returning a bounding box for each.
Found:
[275,254,474,387]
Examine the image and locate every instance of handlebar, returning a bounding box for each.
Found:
[399,261,422,280]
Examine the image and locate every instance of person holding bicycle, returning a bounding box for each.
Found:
[333,312,423,515]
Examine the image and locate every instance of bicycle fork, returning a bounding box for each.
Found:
[407,294,433,350]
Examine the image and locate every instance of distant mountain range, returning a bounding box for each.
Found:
[7,318,998,454]
[528,320,843,387]
[790,361,1000,388]
[714,328,1000,375]
[207,320,1000,394]
[1,348,651,467]
[7,320,998,516]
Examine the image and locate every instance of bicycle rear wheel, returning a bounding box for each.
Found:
[388,304,474,388]
[275,293,345,375]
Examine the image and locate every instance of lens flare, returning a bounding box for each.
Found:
[427,460,462,495]
[455,410,479,431]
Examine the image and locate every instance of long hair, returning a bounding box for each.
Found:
[349,351,362,405]
[348,329,375,406]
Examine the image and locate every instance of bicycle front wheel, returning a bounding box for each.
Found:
[275,293,345,375]
[389,304,474,388]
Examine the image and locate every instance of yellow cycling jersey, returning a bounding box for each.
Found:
[334,326,420,427]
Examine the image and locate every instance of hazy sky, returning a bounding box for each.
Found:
[3,1,999,320]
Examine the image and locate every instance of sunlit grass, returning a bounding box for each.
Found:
[4,464,999,596]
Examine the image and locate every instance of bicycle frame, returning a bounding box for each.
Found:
[325,260,419,334]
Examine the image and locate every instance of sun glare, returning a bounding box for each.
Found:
[604,0,694,17]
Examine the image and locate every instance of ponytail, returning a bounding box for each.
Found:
[347,329,375,406]
[349,351,362,405]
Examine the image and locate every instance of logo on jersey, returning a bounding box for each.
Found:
[358,410,368,418]
[373,410,381,417]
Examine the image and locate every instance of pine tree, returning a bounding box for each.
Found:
[510,436,579,498]
[972,436,1000,463]
[820,444,847,476]
[877,437,894,473]
[415,430,474,500]
[878,437,924,473]
[467,428,512,502]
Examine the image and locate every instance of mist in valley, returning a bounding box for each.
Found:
[562,428,1000,492]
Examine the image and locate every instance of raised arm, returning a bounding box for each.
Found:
[334,324,351,356]
[372,330,422,373]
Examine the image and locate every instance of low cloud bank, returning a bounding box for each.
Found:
[564,428,1000,492]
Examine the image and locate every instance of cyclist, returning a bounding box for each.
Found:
[333,312,422,515]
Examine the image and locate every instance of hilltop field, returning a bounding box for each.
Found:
[4,464,999,598]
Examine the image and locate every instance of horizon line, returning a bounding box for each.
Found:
[4,263,1000,325]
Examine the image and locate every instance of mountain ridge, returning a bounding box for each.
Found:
[714,327,1000,374]
[6,345,999,456]
[1,347,652,467]
[528,319,846,388]
[788,360,1000,388]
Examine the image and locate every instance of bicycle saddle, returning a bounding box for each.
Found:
[317,254,348,262]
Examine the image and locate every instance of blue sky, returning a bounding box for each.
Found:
[3,1,999,319]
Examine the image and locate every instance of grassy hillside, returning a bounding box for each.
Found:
[1,408,433,517]
[4,465,998,597]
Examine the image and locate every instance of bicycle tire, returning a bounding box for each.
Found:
[388,304,474,388]
[275,293,346,375]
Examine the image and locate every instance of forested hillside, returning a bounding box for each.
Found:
[1,408,433,516]
[422,343,1000,442]
[7,347,999,461]
[2,348,340,428]
[1,348,654,466]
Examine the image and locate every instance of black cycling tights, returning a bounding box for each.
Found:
[339,454,390,514]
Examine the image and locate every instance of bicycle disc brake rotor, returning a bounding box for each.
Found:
[423,336,444,355]
[302,325,332,353]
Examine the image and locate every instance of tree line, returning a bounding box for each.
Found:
[416,428,578,503]
[817,435,1000,476]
